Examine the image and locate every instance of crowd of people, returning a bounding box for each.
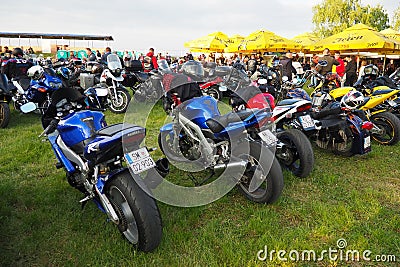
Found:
[2,44,398,86]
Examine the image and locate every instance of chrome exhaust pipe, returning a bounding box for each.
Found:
[213,160,247,170]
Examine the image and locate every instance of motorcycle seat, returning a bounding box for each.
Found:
[134,72,149,83]
[97,123,144,136]
[276,98,304,106]
[206,110,255,133]
[318,118,347,129]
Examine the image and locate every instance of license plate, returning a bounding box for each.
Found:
[219,85,227,92]
[125,147,156,174]
[387,99,398,107]
[258,129,278,145]
[299,115,316,130]
[364,136,371,149]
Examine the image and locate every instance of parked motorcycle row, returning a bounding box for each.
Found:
[2,54,400,253]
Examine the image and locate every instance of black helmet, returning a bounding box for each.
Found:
[12,47,24,57]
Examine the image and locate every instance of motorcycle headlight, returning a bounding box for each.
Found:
[112,68,121,77]
[49,82,62,89]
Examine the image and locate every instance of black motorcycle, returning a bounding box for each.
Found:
[0,74,12,128]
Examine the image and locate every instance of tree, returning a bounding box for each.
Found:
[312,0,389,38]
[392,6,400,31]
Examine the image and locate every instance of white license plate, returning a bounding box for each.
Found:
[258,129,278,145]
[387,99,398,107]
[219,85,227,92]
[125,147,156,174]
[364,136,371,149]
[299,115,316,130]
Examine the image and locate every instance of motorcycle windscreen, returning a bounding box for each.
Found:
[107,54,122,71]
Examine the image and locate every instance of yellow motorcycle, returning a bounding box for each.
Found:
[311,65,400,146]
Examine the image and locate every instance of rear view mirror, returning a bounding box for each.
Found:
[20,102,37,113]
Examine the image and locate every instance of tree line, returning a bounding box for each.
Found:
[312,0,400,37]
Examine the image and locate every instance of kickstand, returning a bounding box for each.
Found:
[188,169,215,186]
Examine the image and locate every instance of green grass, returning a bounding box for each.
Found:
[0,101,399,267]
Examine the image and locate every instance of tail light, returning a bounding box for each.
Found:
[361,121,374,130]
[38,87,47,93]
[297,103,312,112]
[256,116,275,128]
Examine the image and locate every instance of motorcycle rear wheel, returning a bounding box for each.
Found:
[370,112,400,146]
[0,102,10,128]
[236,141,284,204]
[104,170,162,252]
[204,87,221,101]
[109,87,131,114]
[276,129,314,178]
[332,127,354,157]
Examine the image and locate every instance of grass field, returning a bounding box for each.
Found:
[0,100,399,267]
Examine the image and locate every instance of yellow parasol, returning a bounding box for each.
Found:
[380,28,400,41]
[310,23,400,53]
[224,34,246,53]
[225,29,301,53]
[290,32,320,51]
[184,31,229,53]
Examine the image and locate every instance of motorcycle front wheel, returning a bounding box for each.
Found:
[370,112,400,146]
[276,129,314,178]
[236,141,284,204]
[0,102,10,128]
[104,170,162,252]
[109,87,131,114]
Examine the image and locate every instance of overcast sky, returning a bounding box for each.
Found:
[0,0,398,55]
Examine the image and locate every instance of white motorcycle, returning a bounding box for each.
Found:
[83,54,131,113]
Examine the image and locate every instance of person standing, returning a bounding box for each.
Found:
[86,48,97,62]
[100,47,112,64]
[334,51,345,86]
[142,47,158,72]
[344,56,357,86]
[318,48,339,75]
[1,47,33,80]
[280,52,297,80]
[247,54,258,75]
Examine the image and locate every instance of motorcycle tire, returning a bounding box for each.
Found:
[204,87,221,101]
[276,129,314,178]
[0,102,11,128]
[104,170,162,252]
[236,141,284,204]
[109,87,131,114]
[370,112,400,146]
[332,126,355,157]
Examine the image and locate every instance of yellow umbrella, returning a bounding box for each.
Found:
[184,31,229,52]
[310,23,400,53]
[380,28,400,41]
[238,29,301,52]
[291,32,320,51]
[224,34,247,53]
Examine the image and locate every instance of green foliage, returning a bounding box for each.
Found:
[392,6,400,31]
[312,0,389,38]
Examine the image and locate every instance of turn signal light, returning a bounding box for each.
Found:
[38,87,47,93]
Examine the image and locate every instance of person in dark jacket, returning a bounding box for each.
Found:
[100,47,112,64]
[317,48,340,75]
[1,47,33,80]
[344,55,357,86]
[85,48,97,62]
[280,52,296,80]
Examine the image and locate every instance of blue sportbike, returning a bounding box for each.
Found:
[23,86,166,252]
[158,75,284,204]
